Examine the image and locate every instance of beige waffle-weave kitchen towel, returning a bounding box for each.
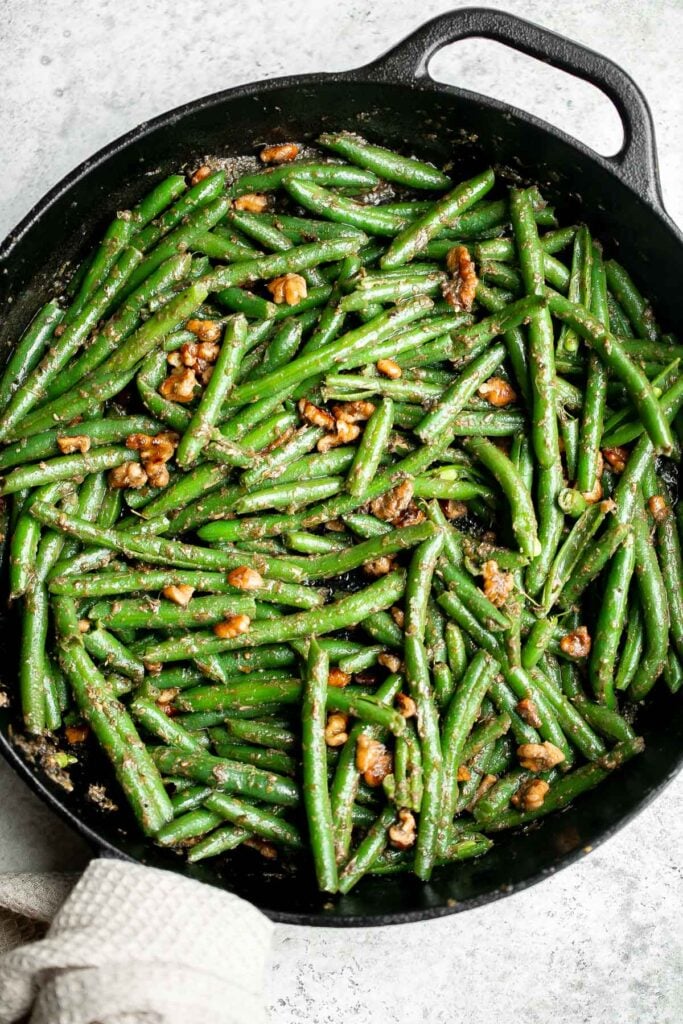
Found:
[0,858,273,1023]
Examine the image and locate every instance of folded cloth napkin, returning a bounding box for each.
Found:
[0,858,273,1024]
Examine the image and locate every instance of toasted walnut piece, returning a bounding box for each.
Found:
[180,342,199,367]
[328,667,351,689]
[376,358,402,379]
[559,625,592,659]
[648,494,670,523]
[260,142,300,164]
[233,193,268,213]
[56,434,91,455]
[145,460,170,489]
[196,340,221,363]
[227,566,264,591]
[388,808,417,850]
[467,773,498,811]
[481,560,514,608]
[457,764,471,783]
[603,446,629,474]
[213,614,251,639]
[65,724,90,744]
[395,692,417,718]
[356,734,393,787]
[160,367,199,403]
[317,424,361,452]
[77,619,91,634]
[363,555,396,577]
[378,652,402,674]
[332,400,376,423]
[390,606,405,629]
[478,377,518,408]
[512,778,550,812]
[443,245,478,311]
[517,741,566,772]
[189,164,212,186]
[325,712,349,747]
[298,398,336,431]
[54,324,66,337]
[145,661,163,676]
[371,479,414,523]
[392,502,426,529]
[126,432,154,452]
[156,687,180,706]
[516,698,542,729]
[244,837,278,859]
[442,499,468,520]
[267,273,307,306]
[186,319,222,344]
[167,350,183,368]
[162,584,195,608]
[108,462,148,490]
[325,519,346,533]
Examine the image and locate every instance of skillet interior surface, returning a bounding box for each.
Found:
[0,20,681,925]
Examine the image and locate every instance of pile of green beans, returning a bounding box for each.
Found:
[1,131,679,894]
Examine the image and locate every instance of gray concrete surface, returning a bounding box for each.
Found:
[1,2,681,1021]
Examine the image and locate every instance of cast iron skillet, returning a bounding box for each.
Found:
[0,8,681,927]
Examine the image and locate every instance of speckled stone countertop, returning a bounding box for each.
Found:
[0,2,681,1020]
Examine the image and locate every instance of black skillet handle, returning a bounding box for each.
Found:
[356,7,664,208]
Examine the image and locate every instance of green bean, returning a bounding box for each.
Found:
[615,596,644,691]
[301,639,338,890]
[318,132,451,189]
[604,260,658,341]
[547,291,673,455]
[557,225,593,355]
[381,169,495,267]
[131,696,205,752]
[463,436,540,559]
[9,481,72,600]
[541,500,614,613]
[213,718,297,751]
[83,626,146,683]
[231,161,378,197]
[0,301,65,411]
[483,738,644,829]
[89,593,256,630]
[656,501,683,661]
[629,507,669,700]
[663,651,683,694]
[338,805,395,894]
[0,446,139,497]
[151,745,299,807]
[589,531,635,707]
[203,792,302,848]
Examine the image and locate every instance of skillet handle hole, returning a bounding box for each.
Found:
[428,37,624,159]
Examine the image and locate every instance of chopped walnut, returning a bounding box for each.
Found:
[559,625,591,659]
[392,502,425,529]
[267,273,307,306]
[325,519,346,532]
[517,741,565,772]
[156,687,180,706]
[328,667,351,689]
[442,499,468,520]
[443,245,478,311]
[159,367,199,403]
[388,808,417,850]
[370,479,414,523]
[325,712,349,747]
[467,773,498,811]
[363,555,395,577]
[260,142,300,164]
[356,734,393,787]
[390,606,405,629]
[457,764,471,783]
[233,193,268,213]
[78,618,91,633]
[196,340,221,363]
[145,460,170,489]
[603,446,629,474]
[513,778,550,812]
[145,661,163,676]
[65,723,90,744]
[648,494,670,523]
[376,358,402,379]
[395,693,417,718]
[317,423,361,452]
[516,698,542,729]
[378,652,402,673]
[167,350,183,367]
[298,399,336,431]
[126,432,178,463]
[189,164,212,186]
[108,462,148,490]
[332,400,376,423]
[481,560,514,608]
[478,377,517,408]
[56,434,91,455]
[186,319,222,344]
[227,566,264,591]
[213,614,251,639]
[162,584,195,608]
